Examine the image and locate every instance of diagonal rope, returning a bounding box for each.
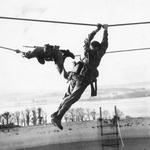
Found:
[0,16,150,27]
[117,120,125,150]
[0,46,23,54]
[0,46,18,52]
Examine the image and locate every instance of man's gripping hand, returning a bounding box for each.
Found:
[102,24,108,30]
[97,23,102,31]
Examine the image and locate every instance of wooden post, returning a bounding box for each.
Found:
[115,106,120,150]
[100,107,103,136]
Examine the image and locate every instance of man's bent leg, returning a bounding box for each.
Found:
[51,83,87,130]
[57,82,88,120]
[51,80,76,118]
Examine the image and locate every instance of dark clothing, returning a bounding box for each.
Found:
[82,29,108,83]
[53,29,108,121]
[24,45,75,73]
[56,79,88,119]
[24,45,61,64]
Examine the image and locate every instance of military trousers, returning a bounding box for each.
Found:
[55,79,89,120]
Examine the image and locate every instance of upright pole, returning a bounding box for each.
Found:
[115,106,120,150]
[100,107,103,136]
[100,107,104,150]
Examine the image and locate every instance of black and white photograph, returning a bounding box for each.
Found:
[0,0,150,150]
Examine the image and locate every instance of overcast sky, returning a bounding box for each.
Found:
[0,0,150,94]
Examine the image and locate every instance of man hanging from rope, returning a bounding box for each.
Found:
[22,44,75,74]
[51,23,108,130]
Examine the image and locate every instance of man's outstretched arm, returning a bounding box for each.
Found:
[22,47,46,64]
[83,24,102,52]
[100,24,108,53]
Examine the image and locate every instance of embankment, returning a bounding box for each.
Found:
[0,120,150,150]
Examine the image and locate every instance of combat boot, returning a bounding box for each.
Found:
[51,116,63,130]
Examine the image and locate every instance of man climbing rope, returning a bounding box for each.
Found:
[22,44,75,74]
[51,23,108,130]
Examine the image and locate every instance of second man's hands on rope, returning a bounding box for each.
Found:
[102,24,108,30]
[97,23,102,31]
[96,23,108,32]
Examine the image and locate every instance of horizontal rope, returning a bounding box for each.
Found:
[109,21,150,27]
[106,47,150,54]
[0,16,96,26]
[1,45,150,55]
[0,16,150,27]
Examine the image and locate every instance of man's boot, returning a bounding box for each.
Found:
[51,116,63,130]
[51,102,70,130]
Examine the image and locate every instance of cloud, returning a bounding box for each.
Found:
[20,3,47,17]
